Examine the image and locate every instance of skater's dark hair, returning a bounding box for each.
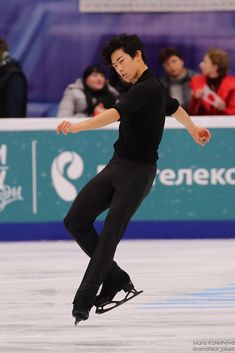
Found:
[101,33,147,65]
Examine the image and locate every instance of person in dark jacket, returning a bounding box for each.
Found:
[0,37,27,118]
[159,47,196,112]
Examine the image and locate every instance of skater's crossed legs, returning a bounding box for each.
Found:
[64,163,130,298]
[74,161,156,308]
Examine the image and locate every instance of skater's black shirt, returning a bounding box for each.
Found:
[114,69,179,165]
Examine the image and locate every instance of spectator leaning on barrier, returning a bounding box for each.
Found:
[190,48,235,115]
[57,65,120,117]
[0,37,28,118]
[159,47,196,112]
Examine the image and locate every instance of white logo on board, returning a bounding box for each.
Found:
[51,151,84,201]
[0,144,23,212]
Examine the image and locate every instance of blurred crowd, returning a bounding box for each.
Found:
[1,36,235,118]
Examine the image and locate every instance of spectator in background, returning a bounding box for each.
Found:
[190,48,235,115]
[159,47,196,112]
[0,37,27,118]
[57,65,119,117]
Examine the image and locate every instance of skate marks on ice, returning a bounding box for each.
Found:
[0,239,235,353]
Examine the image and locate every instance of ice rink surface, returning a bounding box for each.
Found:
[1,239,235,353]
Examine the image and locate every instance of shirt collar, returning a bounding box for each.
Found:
[135,68,153,84]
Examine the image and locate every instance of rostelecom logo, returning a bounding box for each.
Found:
[0,144,23,212]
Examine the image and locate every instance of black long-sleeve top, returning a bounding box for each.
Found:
[114,68,179,165]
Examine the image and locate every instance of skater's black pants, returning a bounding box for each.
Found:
[64,153,156,308]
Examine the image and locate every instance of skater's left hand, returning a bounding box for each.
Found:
[190,126,211,146]
[56,120,78,135]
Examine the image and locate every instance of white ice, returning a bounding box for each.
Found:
[1,239,235,353]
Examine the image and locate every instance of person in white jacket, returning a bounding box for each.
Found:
[57,65,119,117]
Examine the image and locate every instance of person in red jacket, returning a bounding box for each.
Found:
[190,48,235,115]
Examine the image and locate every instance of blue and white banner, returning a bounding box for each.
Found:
[0,117,235,239]
[0,117,235,221]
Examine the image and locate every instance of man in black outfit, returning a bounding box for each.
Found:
[56,34,211,324]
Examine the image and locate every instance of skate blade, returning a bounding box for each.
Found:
[95,289,143,314]
[74,318,81,326]
[74,314,89,325]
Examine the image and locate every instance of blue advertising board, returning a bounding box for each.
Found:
[0,117,235,240]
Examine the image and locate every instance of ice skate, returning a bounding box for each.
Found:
[95,280,143,314]
[72,300,90,325]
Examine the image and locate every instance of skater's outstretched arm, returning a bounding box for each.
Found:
[172,106,211,146]
[56,108,120,135]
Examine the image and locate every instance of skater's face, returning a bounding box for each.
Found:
[111,48,142,84]
[163,55,185,78]
[199,55,218,77]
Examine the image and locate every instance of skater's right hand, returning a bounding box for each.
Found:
[56,120,78,135]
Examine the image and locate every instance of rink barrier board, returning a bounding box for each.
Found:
[0,117,235,240]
